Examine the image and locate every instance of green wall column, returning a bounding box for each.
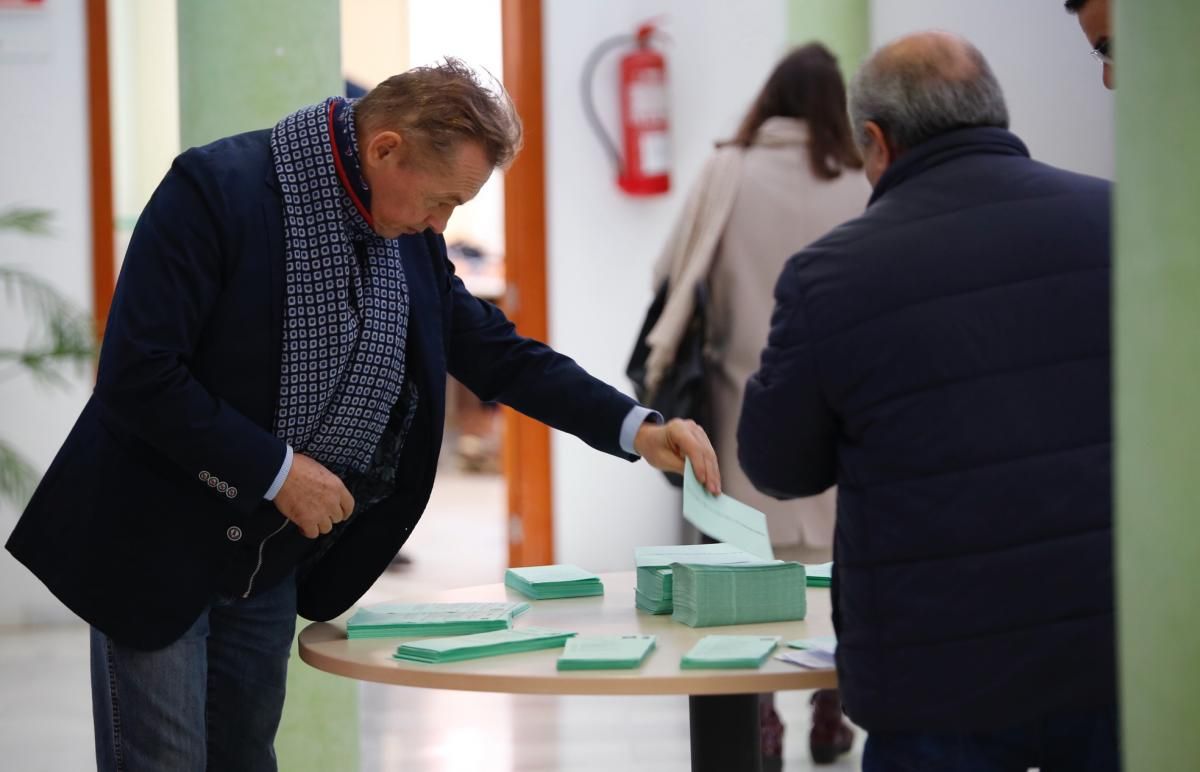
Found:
[1115,1,1200,770]
[787,0,870,78]
[177,0,342,149]
[175,3,356,771]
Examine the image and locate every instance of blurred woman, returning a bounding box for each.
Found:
[647,43,867,767]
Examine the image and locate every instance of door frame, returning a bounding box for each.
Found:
[87,0,115,341]
[500,0,554,567]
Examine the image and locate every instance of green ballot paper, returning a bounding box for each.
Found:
[671,561,807,627]
[504,564,604,599]
[805,562,833,587]
[392,627,577,664]
[680,635,781,669]
[346,601,530,639]
[634,567,674,614]
[556,634,657,670]
[634,543,770,615]
[682,459,774,560]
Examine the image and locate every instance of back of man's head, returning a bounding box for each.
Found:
[1063,0,1090,13]
[849,31,1009,155]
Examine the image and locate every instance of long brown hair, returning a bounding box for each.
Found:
[725,43,862,180]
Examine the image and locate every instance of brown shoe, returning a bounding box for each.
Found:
[760,696,784,770]
[809,689,854,764]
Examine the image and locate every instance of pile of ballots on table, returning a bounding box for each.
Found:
[346,601,530,639]
[635,543,809,627]
[634,543,767,614]
[556,634,657,670]
[504,564,604,599]
[393,627,577,664]
[680,635,781,669]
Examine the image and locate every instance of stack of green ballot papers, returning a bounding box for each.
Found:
[392,627,576,663]
[671,561,807,627]
[805,562,832,587]
[635,567,674,614]
[556,634,657,670]
[346,601,529,639]
[634,543,768,615]
[680,635,780,669]
[504,564,603,599]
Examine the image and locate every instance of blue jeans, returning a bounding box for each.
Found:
[863,706,1120,772]
[90,575,298,772]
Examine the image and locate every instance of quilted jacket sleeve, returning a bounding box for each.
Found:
[737,256,838,499]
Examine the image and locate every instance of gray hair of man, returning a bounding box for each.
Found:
[849,32,1009,154]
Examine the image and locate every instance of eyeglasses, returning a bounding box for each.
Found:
[1090,38,1113,66]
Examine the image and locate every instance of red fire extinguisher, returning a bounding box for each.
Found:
[583,21,671,196]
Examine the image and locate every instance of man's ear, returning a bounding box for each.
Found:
[364,130,403,167]
[864,121,892,167]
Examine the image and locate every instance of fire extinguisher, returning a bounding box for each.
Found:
[582,21,671,196]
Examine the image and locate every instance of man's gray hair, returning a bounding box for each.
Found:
[849,33,1009,152]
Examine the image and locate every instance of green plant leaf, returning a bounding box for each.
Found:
[0,207,53,235]
[0,441,38,509]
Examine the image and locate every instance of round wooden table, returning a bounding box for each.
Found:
[299,570,836,771]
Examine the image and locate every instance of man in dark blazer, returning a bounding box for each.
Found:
[6,59,720,771]
[738,33,1117,770]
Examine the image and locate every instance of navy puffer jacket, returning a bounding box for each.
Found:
[739,127,1114,732]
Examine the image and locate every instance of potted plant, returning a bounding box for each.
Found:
[0,207,95,508]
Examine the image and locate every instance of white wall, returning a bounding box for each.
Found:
[0,2,94,625]
[341,0,409,90]
[544,0,788,569]
[108,0,179,268]
[870,0,1115,179]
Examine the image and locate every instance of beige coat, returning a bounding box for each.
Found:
[651,117,869,559]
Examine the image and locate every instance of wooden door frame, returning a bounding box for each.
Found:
[500,0,554,567]
[87,0,115,341]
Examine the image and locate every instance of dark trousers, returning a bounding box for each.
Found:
[863,706,1120,772]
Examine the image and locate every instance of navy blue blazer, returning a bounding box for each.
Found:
[739,128,1114,732]
[7,130,638,649]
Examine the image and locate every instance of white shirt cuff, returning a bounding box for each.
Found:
[620,406,663,456]
[264,444,294,501]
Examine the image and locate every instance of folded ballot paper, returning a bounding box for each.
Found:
[556,634,657,671]
[392,627,577,664]
[671,561,807,628]
[682,458,775,560]
[634,543,767,615]
[680,635,781,669]
[778,635,838,669]
[504,564,604,600]
[346,601,530,640]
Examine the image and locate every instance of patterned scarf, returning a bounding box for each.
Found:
[270,97,410,475]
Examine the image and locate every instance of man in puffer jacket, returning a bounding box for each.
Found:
[738,31,1117,771]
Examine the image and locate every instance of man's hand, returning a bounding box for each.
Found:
[273,453,355,539]
[634,418,722,495]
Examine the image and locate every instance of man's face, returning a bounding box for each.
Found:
[363,135,493,239]
[1075,0,1114,90]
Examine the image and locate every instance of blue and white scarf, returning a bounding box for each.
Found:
[270,98,410,475]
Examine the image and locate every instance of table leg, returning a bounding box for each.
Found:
[688,693,762,772]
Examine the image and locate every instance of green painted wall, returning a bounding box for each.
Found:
[1115,2,1200,770]
[787,0,870,78]
[176,0,342,149]
[174,2,357,769]
[276,619,359,772]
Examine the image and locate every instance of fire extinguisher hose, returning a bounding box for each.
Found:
[580,34,635,177]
